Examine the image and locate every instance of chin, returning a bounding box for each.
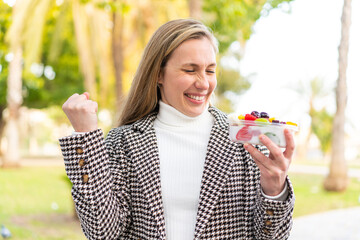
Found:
[186,107,207,117]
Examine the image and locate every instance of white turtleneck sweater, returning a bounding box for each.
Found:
[154,101,214,240]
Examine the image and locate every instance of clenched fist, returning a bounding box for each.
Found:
[62,92,98,132]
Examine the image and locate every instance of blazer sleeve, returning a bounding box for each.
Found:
[59,128,130,239]
[252,145,295,240]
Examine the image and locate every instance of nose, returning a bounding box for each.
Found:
[195,72,209,90]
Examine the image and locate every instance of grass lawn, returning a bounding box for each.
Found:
[1,167,359,239]
[289,172,360,217]
[0,167,86,240]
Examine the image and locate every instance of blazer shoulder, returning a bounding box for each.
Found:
[106,125,132,140]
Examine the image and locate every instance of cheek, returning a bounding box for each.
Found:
[172,75,194,89]
[209,77,217,92]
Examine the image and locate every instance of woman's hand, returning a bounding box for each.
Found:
[244,129,295,196]
[62,92,98,132]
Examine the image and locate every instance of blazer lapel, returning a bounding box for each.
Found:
[128,113,166,239]
[194,107,238,239]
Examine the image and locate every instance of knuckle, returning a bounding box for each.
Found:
[287,144,295,152]
[272,148,283,158]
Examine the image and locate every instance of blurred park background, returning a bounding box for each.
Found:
[0,0,359,239]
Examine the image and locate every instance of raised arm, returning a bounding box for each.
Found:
[59,93,130,239]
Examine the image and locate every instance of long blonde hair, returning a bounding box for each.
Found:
[118,19,218,126]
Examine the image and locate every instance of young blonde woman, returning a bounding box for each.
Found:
[60,19,295,239]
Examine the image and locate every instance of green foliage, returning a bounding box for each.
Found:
[1,2,84,109]
[213,94,232,113]
[310,108,334,153]
[214,41,251,112]
[95,1,131,14]
[203,0,294,53]
[0,2,12,106]
[217,67,250,95]
[215,65,251,112]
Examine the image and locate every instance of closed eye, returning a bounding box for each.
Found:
[183,69,195,73]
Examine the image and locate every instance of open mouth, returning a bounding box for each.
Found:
[185,94,205,101]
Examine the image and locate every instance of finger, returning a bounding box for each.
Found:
[83,92,90,100]
[244,143,271,169]
[65,93,80,102]
[74,100,97,113]
[259,134,285,163]
[252,156,270,173]
[90,100,98,113]
[64,93,83,105]
[283,128,295,159]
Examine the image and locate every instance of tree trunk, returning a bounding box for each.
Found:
[0,106,6,156]
[188,0,203,19]
[323,0,351,191]
[72,0,97,100]
[2,47,23,168]
[112,10,124,124]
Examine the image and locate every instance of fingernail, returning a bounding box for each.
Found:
[243,143,248,149]
[259,135,265,141]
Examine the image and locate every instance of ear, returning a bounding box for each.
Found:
[158,69,164,85]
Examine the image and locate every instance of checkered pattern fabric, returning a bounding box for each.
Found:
[59,107,295,239]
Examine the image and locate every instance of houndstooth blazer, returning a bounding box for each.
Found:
[59,106,295,240]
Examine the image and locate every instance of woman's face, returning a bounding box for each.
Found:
[158,37,217,117]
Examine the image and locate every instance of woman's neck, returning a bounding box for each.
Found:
[156,101,211,128]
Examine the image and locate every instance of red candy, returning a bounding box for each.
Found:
[244,114,257,121]
[236,126,252,141]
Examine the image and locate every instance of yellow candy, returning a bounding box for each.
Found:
[286,121,298,127]
[269,117,275,122]
[238,114,245,120]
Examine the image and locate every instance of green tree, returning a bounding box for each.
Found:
[310,108,334,154]
[215,42,251,112]
[291,77,333,160]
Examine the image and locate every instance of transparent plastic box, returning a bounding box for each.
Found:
[228,118,298,148]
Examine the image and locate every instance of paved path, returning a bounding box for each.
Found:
[289,207,360,240]
[289,164,360,239]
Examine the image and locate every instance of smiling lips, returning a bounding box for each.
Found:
[185,94,206,101]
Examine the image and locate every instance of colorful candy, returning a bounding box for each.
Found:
[237,111,298,127]
[228,111,299,147]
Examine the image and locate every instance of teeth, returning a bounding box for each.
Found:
[187,94,205,101]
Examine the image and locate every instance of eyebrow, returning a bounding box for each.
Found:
[182,63,217,68]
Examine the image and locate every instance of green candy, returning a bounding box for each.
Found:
[255,118,270,124]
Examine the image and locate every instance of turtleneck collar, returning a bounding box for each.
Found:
[156,101,213,128]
